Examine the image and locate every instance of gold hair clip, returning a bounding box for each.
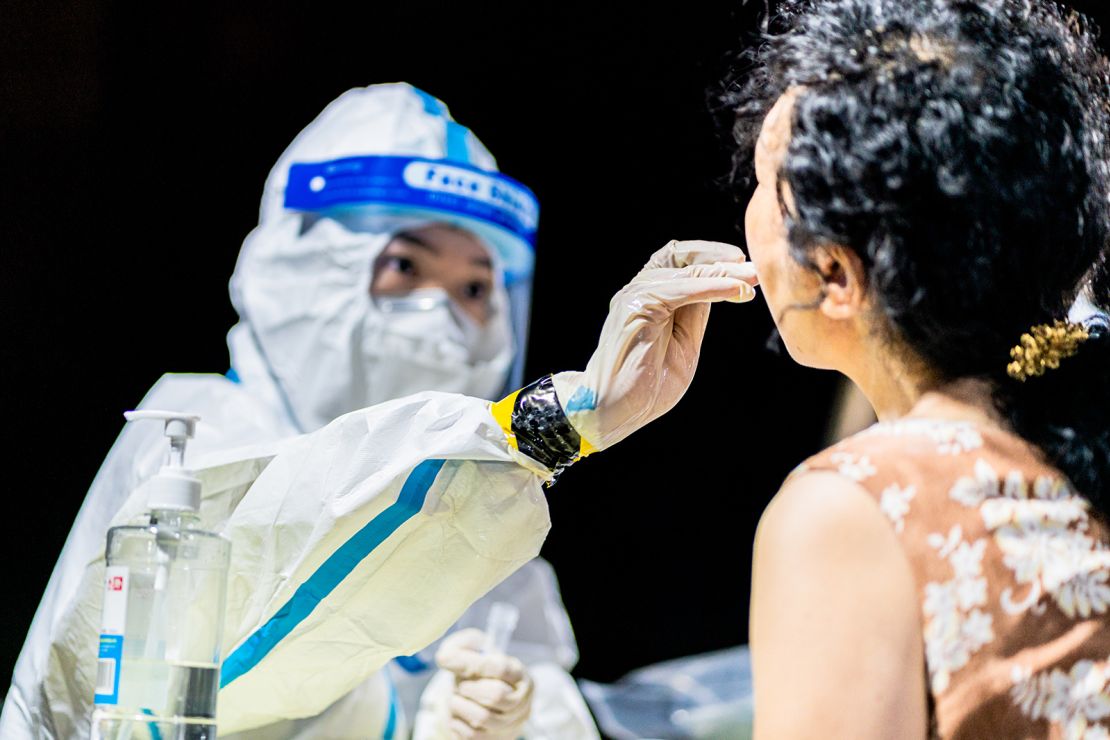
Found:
[1006,320,1090,381]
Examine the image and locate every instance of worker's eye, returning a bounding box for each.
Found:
[462,281,489,301]
[381,255,416,276]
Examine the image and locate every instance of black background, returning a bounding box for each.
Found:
[3,0,1108,692]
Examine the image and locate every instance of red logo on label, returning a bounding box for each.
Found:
[108,576,124,592]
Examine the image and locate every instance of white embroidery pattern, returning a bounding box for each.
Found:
[1010,658,1110,739]
[862,419,984,455]
[828,452,877,481]
[880,484,917,533]
[923,525,995,693]
[949,460,1110,618]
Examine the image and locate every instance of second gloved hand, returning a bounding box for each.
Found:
[435,628,535,739]
[552,239,758,451]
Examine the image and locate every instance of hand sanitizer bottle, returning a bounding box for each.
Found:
[92,411,231,740]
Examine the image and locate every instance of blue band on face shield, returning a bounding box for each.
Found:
[285,156,537,245]
[285,155,538,280]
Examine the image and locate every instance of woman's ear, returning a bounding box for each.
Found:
[813,244,867,320]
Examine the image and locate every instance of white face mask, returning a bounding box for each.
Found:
[362,287,514,410]
[231,217,515,432]
[375,288,505,364]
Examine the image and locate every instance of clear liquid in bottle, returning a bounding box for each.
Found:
[92,512,230,740]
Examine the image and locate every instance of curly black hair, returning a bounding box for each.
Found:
[717,0,1110,508]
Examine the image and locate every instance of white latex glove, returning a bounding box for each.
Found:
[552,239,757,451]
[435,628,535,739]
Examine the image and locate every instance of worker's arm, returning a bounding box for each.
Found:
[215,239,758,732]
[212,390,549,731]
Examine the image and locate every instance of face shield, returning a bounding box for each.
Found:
[228,84,538,433]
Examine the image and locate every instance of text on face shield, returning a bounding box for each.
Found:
[402,162,539,230]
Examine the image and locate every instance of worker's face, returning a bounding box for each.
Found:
[371,224,495,325]
[744,90,843,369]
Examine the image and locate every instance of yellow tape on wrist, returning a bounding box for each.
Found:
[490,390,521,451]
[492,383,597,461]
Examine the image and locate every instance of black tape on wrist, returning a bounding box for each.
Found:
[511,375,582,473]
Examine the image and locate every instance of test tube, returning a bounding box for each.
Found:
[482,602,520,655]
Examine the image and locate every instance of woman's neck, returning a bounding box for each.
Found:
[910,379,1007,428]
[846,339,931,420]
[846,343,1003,428]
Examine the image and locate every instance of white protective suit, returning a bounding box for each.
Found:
[2,83,594,739]
[1,83,761,738]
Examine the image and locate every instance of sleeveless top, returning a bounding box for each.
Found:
[797,417,1110,739]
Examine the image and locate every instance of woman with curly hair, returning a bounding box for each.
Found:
[721,0,1110,736]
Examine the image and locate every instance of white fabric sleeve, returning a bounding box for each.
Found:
[213,391,551,733]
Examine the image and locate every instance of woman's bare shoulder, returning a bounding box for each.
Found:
[757,470,892,550]
[751,470,927,739]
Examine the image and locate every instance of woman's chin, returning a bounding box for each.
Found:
[781,339,838,371]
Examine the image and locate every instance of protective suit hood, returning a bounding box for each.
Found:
[228,83,538,432]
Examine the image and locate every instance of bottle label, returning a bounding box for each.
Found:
[93,566,129,705]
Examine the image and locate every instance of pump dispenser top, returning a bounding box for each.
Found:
[123,410,201,513]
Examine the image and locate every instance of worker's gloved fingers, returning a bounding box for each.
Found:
[621,264,758,317]
[628,275,758,312]
[448,718,523,740]
[670,302,712,352]
[435,630,526,684]
[449,652,525,684]
[437,628,487,654]
[643,239,748,270]
[448,688,531,735]
[437,650,525,683]
[636,260,759,287]
[448,717,480,739]
[449,693,495,730]
[456,676,531,713]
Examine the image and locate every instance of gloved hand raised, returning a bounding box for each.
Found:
[553,239,757,451]
[434,628,534,740]
[490,240,756,474]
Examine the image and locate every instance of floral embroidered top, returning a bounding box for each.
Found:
[797,417,1110,739]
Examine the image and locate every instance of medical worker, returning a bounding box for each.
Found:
[1,84,758,738]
